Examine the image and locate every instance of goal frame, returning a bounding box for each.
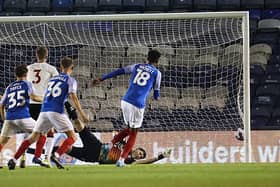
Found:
[0,12,251,162]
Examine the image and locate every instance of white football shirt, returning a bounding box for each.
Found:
[27,62,59,103]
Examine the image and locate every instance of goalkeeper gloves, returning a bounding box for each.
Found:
[157,149,172,160]
[64,101,78,120]
[113,140,126,150]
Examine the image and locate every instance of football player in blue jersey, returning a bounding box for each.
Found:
[92,49,162,167]
[8,57,89,170]
[0,64,46,168]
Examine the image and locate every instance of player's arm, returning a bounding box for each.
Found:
[0,92,7,121]
[68,93,88,123]
[51,66,59,77]
[0,104,5,121]
[27,81,43,102]
[29,94,43,102]
[153,71,162,100]
[133,149,171,164]
[67,78,89,122]
[92,64,136,86]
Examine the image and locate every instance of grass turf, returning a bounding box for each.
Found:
[0,164,280,187]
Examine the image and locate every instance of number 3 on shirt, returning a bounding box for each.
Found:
[133,69,150,86]
[46,82,62,97]
[32,69,41,84]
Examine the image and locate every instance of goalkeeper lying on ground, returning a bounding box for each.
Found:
[65,119,171,164]
[28,116,171,165]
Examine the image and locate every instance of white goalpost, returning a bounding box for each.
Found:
[0,12,251,163]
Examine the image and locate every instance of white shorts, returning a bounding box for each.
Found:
[0,118,35,137]
[33,112,74,134]
[121,100,145,128]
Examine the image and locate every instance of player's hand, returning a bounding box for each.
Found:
[162,149,172,158]
[157,149,172,160]
[92,78,102,87]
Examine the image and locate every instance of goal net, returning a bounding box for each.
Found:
[0,13,250,163]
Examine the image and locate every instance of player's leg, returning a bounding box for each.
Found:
[44,129,55,164]
[116,101,144,167]
[29,104,53,164]
[0,135,10,168]
[18,133,29,168]
[50,112,76,169]
[74,119,102,148]
[0,121,13,152]
[21,103,40,168]
[8,131,41,170]
[66,147,87,161]
[19,117,49,167]
[120,128,138,159]
[8,114,51,169]
[0,136,10,168]
[0,121,19,169]
[111,101,132,144]
[51,130,76,169]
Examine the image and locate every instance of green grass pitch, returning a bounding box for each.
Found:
[0,164,280,187]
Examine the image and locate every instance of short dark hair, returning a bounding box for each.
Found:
[15,64,28,78]
[60,57,73,69]
[137,147,147,159]
[147,49,161,63]
[36,47,48,60]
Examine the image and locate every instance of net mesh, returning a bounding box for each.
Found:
[0,14,247,163]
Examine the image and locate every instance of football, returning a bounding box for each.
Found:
[235,128,244,141]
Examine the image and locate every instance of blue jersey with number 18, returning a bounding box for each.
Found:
[41,73,77,113]
[122,64,161,109]
[0,80,34,120]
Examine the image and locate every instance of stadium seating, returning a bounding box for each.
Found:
[193,0,217,11]
[98,0,122,11]
[258,19,280,29]
[52,0,73,12]
[172,0,193,10]
[27,0,50,12]
[266,64,280,75]
[0,11,22,16]
[217,0,240,10]
[23,12,46,16]
[146,0,170,11]
[250,44,272,57]
[262,9,280,19]
[249,9,262,20]
[74,0,97,12]
[269,55,280,65]
[122,0,145,11]
[265,0,280,9]
[3,0,26,12]
[270,108,280,126]
[241,0,264,9]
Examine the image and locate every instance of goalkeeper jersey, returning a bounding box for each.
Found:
[99,143,135,164]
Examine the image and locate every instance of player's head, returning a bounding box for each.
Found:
[15,64,28,79]
[147,49,161,64]
[60,57,74,74]
[36,47,48,62]
[131,147,147,160]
